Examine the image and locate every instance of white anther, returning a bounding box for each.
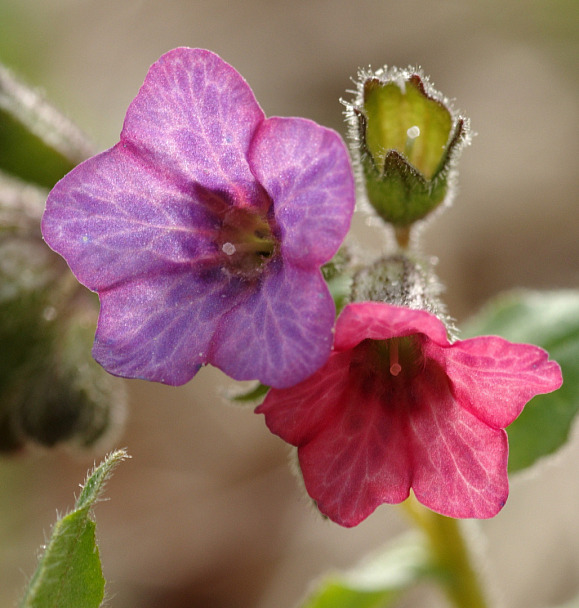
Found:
[407,125,420,139]
[222,242,236,255]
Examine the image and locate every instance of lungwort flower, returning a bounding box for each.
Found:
[42,48,355,388]
[257,302,562,526]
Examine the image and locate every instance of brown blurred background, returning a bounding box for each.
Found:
[0,1,578,607]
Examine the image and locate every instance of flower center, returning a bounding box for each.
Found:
[217,207,278,278]
[388,338,402,376]
[351,335,424,383]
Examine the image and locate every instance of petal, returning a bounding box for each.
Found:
[335,302,449,351]
[93,269,246,385]
[42,144,216,292]
[121,48,264,204]
[408,361,509,518]
[298,381,412,527]
[435,336,563,429]
[256,351,353,445]
[210,261,335,388]
[249,117,355,266]
[258,353,412,527]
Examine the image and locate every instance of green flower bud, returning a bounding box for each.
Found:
[0,226,126,453]
[13,312,127,451]
[344,67,471,245]
[350,252,457,338]
[0,100,122,454]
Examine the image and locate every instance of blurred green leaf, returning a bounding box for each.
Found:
[327,273,353,316]
[230,382,270,404]
[322,247,353,315]
[463,290,579,473]
[0,233,126,452]
[0,170,47,236]
[0,106,73,188]
[19,449,128,608]
[299,532,431,608]
[0,63,93,188]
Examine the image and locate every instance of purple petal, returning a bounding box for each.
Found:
[93,270,247,385]
[42,144,217,292]
[249,117,355,266]
[121,48,265,204]
[435,336,563,429]
[209,261,335,388]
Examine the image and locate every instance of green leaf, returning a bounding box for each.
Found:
[322,247,353,315]
[19,449,129,608]
[463,290,579,473]
[326,273,353,316]
[299,532,432,608]
[0,63,93,188]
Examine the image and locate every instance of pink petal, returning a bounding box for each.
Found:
[298,384,412,527]
[249,117,355,267]
[121,48,265,204]
[256,351,352,445]
[259,351,412,527]
[334,302,449,351]
[438,336,563,429]
[408,360,509,518]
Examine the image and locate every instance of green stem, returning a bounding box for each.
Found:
[394,225,411,249]
[402,495,490,608]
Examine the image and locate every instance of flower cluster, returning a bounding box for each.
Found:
[42,48,562,525]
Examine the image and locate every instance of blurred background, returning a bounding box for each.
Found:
[0,1,577,606]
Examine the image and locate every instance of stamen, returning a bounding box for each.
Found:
[222,242,236,256]
[404,125,420,157]
[217,206,277,277]
[389,339,402,376]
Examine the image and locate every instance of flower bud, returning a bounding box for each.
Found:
[350,252,457,338]
[15,312,127,451]
[0,234,126,453]
[345,67,470,245]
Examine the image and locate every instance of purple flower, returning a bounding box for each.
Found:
[42,48,355,388]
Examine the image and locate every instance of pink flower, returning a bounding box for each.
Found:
[257,302,563,526]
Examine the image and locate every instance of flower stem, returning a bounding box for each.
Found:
[394,225,411,248]
[402,495,490,608]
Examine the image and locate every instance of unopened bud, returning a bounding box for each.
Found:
[350,253,457,338]
[0,237,126,453]
[344,67,471,245]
